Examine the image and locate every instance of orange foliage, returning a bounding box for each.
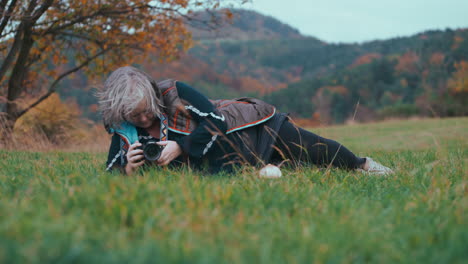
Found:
[452,36,464,50]
[88,104,99,113]
[1,0,237,134]
[349,53,381,68]
[447,61,468,94]
[291,116,322,128]
[142,53,284,96]
[400,78,408,88]
[7,93,111,151]
[238,76,268,94]
[14,93,84,144]
[430,52,445,66]
[20,0,195,81]
[396,52,420,73]
[224,9,234,20]
[322,85,349,95]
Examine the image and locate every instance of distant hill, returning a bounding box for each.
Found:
[187,9,306,41]
[59,9,468,124]
[262,29,468,123]
[142,10,325,96]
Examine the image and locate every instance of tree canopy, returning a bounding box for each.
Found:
[0,0,238,138]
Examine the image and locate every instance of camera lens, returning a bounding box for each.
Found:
[143,141,162,161]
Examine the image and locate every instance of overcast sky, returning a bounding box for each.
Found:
[244,0,468,43]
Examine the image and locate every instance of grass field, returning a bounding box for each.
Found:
[0,117,467,263]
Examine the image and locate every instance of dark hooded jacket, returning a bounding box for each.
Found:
[105,79,288,173]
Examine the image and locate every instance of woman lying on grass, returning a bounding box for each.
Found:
[97,66,393,176]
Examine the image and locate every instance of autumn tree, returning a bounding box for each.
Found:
[445,60,468,115]
[0,0,239,140]
[448,61,468,94]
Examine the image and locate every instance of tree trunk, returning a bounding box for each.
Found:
[2,16,35,146]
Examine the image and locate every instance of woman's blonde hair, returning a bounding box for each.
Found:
[97,66,162,128]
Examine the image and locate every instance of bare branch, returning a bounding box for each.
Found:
[0,27,20,40]
[52,30,105,46]
[0,0,9,13]
[41,4,149,36]
[0,0,18,37]
[182,8,230,33]
[28,0,53,27]
[17,48,110,118]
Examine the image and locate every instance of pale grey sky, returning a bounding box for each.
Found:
[244,0,468,43]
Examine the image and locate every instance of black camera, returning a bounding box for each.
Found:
[142,140,164,161]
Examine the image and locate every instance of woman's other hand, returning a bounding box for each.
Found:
[125,142,145,175]
[156,141,182,166]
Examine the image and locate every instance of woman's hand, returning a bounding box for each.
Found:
[156,141,182,166]
[125,142,145,175]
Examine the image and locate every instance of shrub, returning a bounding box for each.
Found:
[14,93,86,145]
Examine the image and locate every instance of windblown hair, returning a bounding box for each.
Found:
[97,66,162,128]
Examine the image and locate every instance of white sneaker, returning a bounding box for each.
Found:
[360,157,394,175]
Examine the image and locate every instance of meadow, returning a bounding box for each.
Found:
[0,117,466,263]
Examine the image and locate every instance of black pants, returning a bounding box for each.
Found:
[270,121,366,170]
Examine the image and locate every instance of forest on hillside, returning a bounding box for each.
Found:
[263,29,468,123]
[58,10,468,125]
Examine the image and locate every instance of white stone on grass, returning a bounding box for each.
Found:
[259,164,282,178]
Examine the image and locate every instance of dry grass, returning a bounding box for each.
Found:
[0,119,110,153]
[2,116,466,155]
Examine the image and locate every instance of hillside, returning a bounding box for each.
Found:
[58,9,468,124]
[187,9,305,41]
[263,29,468,123]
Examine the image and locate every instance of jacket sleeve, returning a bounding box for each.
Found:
[105,133,128,173]
[173,82,227,158]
